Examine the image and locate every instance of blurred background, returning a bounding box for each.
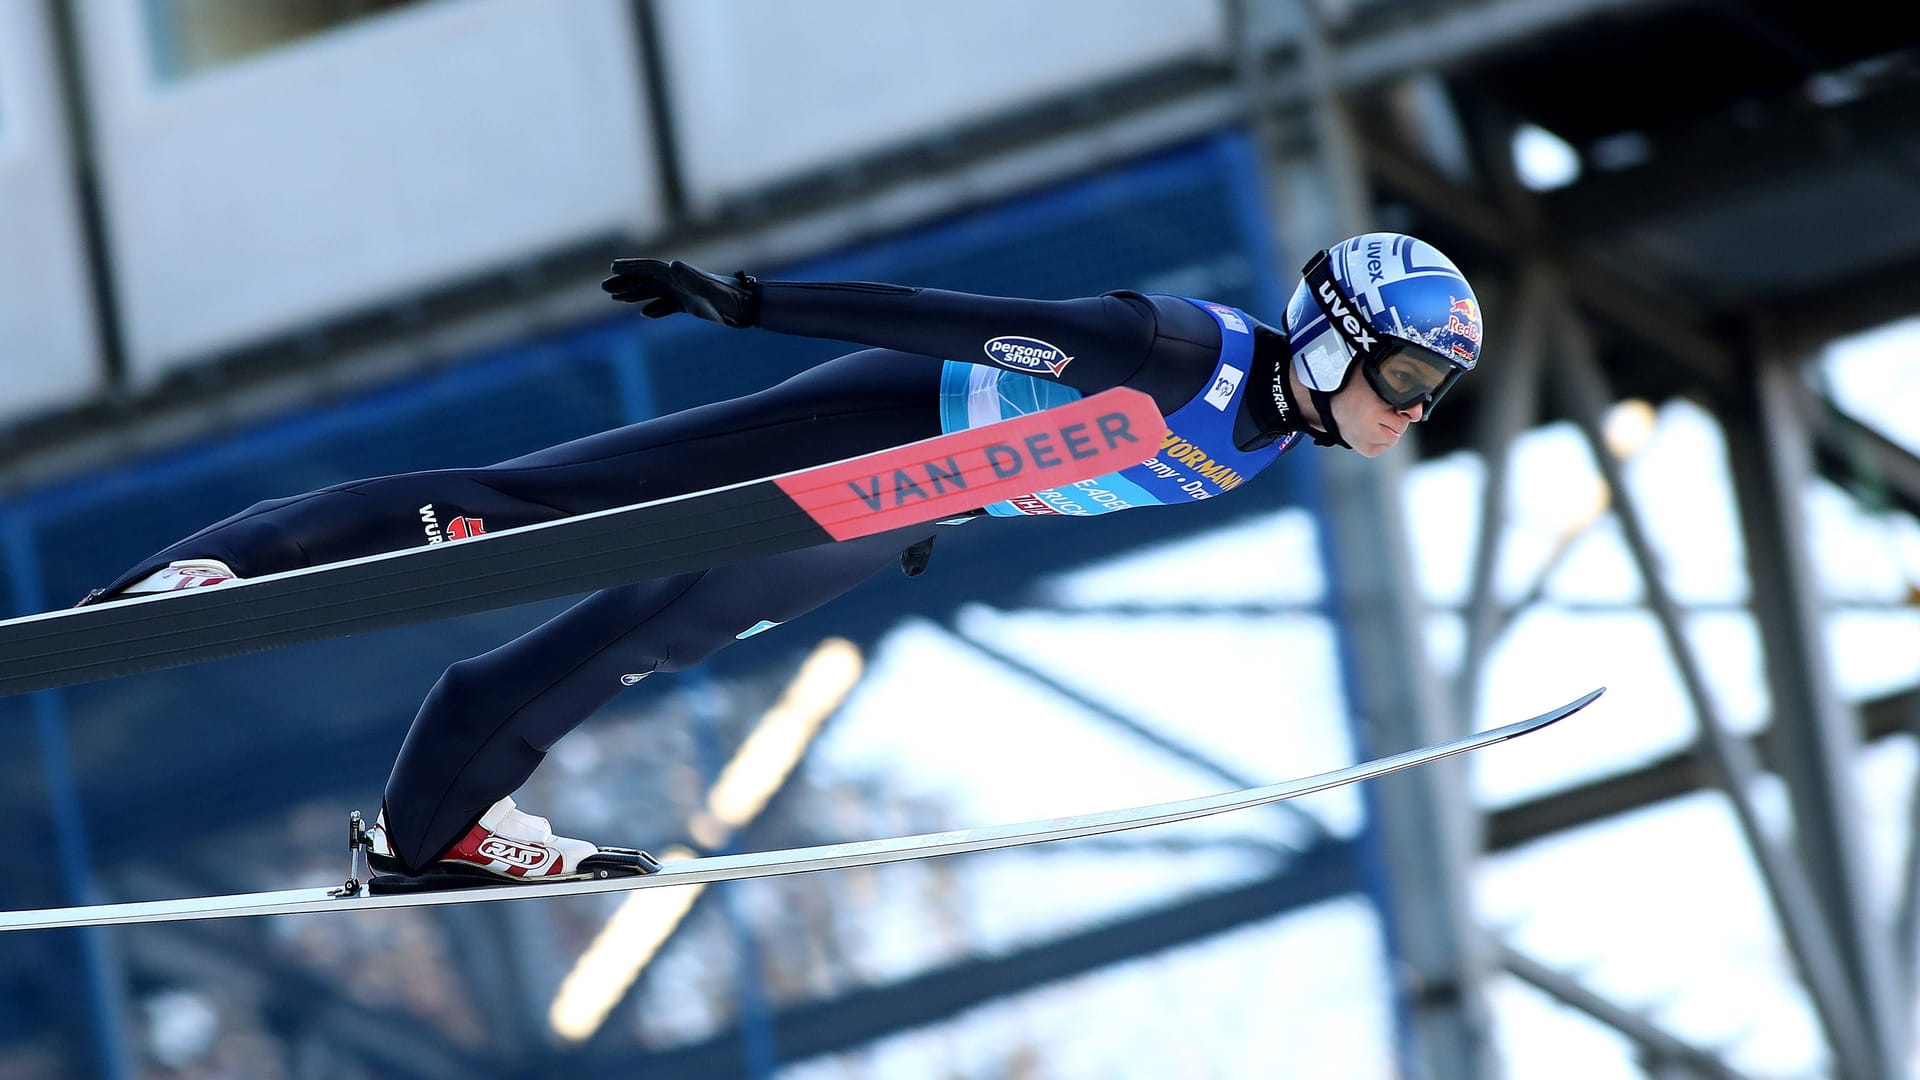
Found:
[0,1,1917,1077]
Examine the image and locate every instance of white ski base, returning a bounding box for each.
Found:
[0,688,1602,932]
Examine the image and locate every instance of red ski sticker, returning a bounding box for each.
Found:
[774,388,1163,540]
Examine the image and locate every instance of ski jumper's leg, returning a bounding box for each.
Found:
[88,349,942,597]
[85,347,958,869]
[379,523,933,871]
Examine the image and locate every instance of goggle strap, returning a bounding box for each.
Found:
[1301,250,1381,366]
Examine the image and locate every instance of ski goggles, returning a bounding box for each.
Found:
[1301,250,1465,417]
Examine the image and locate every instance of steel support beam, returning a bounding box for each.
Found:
[568,843,1359,1077]
[1496,943,1754,1080]
[1315,421,1501,1080]
[0,516,131,1080]
[1550,308,1895,1080]
[1902,687,1920,994]
[437,902,565,1058]
[1719,348,1909,1070]
[1359,132,1738,390]
[1457,270,1550,722]
[1485,686,1920,851]
[1809,404,1920,523]
[1239,3,1502,1075]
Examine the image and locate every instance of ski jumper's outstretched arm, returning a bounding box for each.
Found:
[755,280,1158,395]
[601,258,1230,415]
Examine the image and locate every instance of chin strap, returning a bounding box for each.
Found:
[1304,387,1351,449]
[1251,324,1351,450]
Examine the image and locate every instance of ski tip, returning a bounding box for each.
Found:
[1540,686,1606,725]
[1482,687,1605,745]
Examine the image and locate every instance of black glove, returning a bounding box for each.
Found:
[601,258,760,328]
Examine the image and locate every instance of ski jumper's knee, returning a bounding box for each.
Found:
[416,658,510,742]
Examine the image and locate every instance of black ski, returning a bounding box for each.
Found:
[0,389,1162,698]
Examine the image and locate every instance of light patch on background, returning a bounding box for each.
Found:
[1892,515,1920,591]
[1401,399,1718,610]
[549,862,703,1042]
[1541,520,1643,605]
[944,847,1287,959]
[1468,610,1694,807]
[1827,611,1920,699]
[1480,791,1826,1078]
[778,898,1396,1080]
[1512,122,1582,191]
[1603,398,1659,459]
[1511,399,1753,610]
[1401,451,1484,605]
[1037,506,1326,606]
[819,619,1288,825]
[808,620,1295,984]
[1496,422,1632,604]
[953,604,1364,837]
[1614,401,1748,604]
[1852,734,1920,916]
[1824,317,1920,457]
[1806,479,1920,602]
[1425,611,1467,678]
[1489,975,1646,1079]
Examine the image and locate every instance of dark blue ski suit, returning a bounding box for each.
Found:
[94,279,1311,871]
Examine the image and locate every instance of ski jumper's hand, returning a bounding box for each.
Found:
[602,259,761,328]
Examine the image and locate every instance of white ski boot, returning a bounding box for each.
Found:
[76,559,240,606]
[361,797,657,894]
[118,559,238,595]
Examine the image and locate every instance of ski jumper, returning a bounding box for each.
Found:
[96,282,1306,871]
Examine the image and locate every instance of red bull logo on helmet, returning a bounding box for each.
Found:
[1445,296,1482,362]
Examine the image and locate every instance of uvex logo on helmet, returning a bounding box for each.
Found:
[985,336,1074,378]
[1315,280,1377,352]
[1364,237,1387,282]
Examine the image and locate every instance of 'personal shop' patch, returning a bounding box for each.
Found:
[984,336,1074,377]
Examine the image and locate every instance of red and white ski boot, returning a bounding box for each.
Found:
[119,559,238,594]
[362,797,658,894]
[76,559,239,607]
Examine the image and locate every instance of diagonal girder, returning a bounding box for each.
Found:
[561,840,1359,1076]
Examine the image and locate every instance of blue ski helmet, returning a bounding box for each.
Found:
[1282,232,1483,419]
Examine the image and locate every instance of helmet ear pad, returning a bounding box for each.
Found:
[1328,349,1366,394]
[1281,324,1366,449]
